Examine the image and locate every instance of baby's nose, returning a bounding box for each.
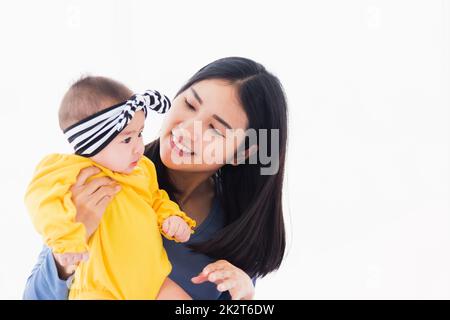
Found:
[134,142,145,155]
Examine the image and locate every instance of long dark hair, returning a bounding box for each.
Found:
[145,57,288,278]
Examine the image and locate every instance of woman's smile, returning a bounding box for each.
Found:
[170,131,195,157]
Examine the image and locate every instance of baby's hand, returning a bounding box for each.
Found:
[53,252,89,274]
[162,216,193,243]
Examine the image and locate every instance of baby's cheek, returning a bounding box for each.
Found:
[110,160,132,174]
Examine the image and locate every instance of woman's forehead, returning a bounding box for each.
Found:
[188,79,248,129]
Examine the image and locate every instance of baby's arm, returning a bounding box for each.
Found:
[151,187,196,242]
[144,159,196,240]
[162,216,193,242]
[53,252,89,274]
[24,154,89,254]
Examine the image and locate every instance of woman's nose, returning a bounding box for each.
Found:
[178,119,203,143]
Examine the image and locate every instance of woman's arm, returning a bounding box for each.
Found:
[23,166,120,300]
[191,260,256,300]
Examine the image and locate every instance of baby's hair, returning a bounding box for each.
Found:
[58,75,133,130]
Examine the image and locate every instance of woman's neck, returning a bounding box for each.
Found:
[166,168,215,206]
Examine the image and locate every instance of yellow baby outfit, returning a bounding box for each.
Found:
[24,153,195,299]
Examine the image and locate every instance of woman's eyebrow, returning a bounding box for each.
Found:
[213,115,232,129]
[190,87,203,104]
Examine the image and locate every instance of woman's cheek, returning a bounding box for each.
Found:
[159,136,173,165]
[199,138,226,166]
[165,103,186,126]
[160,105,179,134]
[159,118,172,138]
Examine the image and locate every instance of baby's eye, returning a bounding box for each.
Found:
[122,137,131,144]
[138,131,143,137]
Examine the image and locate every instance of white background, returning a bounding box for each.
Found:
[0,0,449,299]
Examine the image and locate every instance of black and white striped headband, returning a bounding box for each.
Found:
[63,90,171,157]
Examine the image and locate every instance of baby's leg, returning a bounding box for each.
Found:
[156,277,192,300]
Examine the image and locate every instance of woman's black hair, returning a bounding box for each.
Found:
[145,57,288,278]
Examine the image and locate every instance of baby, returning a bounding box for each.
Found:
[25,76,196,299]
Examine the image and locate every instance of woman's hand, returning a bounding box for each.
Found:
[191,260,255,300]
[53,166,121,279]
[70,166,121,239]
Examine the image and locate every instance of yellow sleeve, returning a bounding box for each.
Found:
[24,154,88,254]
[142,157,196,240]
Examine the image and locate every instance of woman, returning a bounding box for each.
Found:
[23,57,288,300]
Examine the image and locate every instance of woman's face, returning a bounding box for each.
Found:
[160,79,249,173]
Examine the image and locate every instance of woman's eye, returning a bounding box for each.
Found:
[185,99,195,111]
[209,124,224,137]
[123,137,131,144]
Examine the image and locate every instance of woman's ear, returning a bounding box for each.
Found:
[231,144,258,166]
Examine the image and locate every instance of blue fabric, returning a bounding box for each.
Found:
[163,195,226,300]
[23,195,251,300]
[22,246,71,300]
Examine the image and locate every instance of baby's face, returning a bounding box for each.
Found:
[90,110,145,174]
